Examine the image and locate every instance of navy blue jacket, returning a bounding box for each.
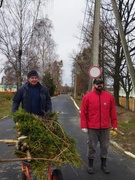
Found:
[12,82,52,115]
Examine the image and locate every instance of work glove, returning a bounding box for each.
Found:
[111,127,117,130]
[82,128,88,133]
[111,127,124,136]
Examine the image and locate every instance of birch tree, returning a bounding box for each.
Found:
[0,0,53,89]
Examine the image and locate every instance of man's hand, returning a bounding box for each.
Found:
[82,128,88,133]
[111,127,117,130]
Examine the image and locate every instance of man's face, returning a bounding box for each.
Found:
[94,82,103,92]
[28,76,39,86]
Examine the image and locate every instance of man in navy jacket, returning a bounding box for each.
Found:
[12,70,52,116]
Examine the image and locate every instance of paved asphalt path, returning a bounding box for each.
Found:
[0,94,135,180]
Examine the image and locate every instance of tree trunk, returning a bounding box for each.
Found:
[113,78,120,106]
[126,92,129,110]
[17,49,22,89]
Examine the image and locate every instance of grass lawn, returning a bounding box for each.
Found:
[0,94,13,119]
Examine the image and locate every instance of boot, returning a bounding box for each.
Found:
[101,158,110,174]
[87,158,95,174]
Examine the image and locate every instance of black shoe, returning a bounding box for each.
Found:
[101,158,110,174]
[88,158,95,174]
[87,166,95,174]
[101,165,110,174]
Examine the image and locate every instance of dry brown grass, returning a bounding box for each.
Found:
[111,106,135,155]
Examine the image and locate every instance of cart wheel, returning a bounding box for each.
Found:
[51,169,63,180]
[17,172,27,180]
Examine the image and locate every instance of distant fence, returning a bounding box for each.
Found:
[119,97,135,112]
[0,92,15,95]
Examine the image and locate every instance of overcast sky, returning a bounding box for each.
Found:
[0,0,86,85]
[48,0,86,86]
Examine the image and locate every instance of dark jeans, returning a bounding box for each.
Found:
[87,128,110,159]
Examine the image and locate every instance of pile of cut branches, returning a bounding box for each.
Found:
[12,110,82,179]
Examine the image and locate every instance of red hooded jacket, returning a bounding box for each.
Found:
[80,89,117,129]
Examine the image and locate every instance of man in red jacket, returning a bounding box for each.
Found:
[80,78,118,174]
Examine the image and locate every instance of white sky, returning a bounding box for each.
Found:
[47,0,86,86]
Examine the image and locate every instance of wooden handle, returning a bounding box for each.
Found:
[0,139,18,144]
[114,129,124,136]
[26,150,31,161]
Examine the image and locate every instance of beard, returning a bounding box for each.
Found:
[95,86,103,92]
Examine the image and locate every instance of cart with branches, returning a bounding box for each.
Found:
[0,111,82,180]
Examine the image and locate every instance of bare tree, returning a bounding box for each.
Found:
[0,0,54,89]
[73,0,135,109]
[71,48,91,96]
[31,17,58,74]
[51,60,63,92]
[101,0,135,107]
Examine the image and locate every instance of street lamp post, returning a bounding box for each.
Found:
[88,0,101,91]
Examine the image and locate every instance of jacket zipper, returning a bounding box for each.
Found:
[99,94,101,128]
